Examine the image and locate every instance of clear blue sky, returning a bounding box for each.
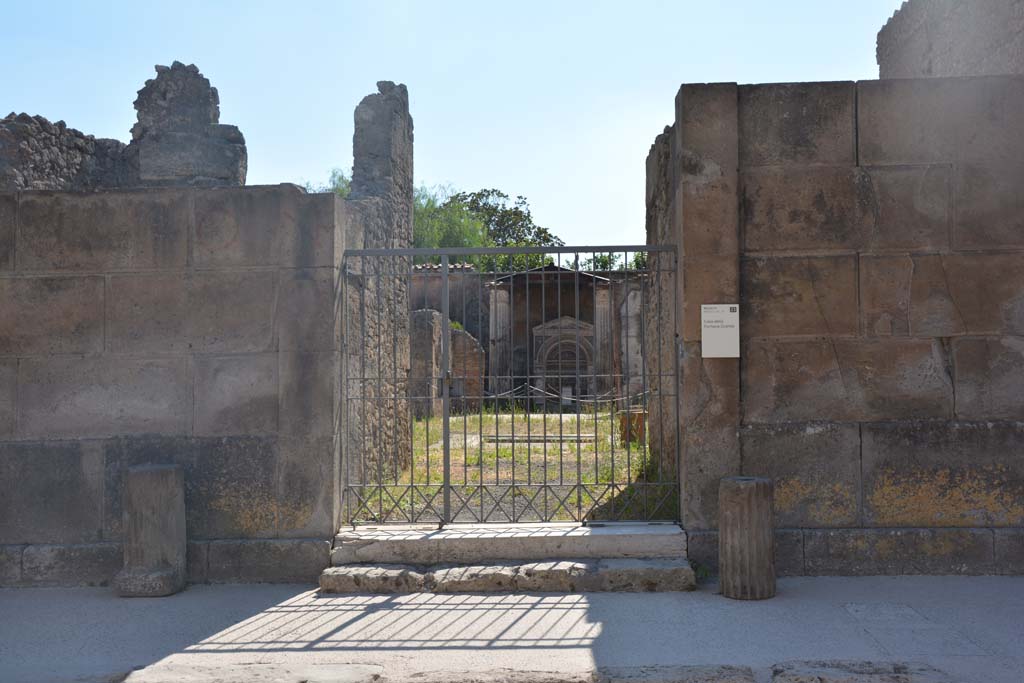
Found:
[2,0,903,245]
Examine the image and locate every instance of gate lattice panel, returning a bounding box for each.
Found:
[341,246,679,525]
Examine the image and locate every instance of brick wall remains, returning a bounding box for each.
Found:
[647,75,1024,576]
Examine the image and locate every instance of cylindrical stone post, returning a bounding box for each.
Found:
[718,476,775,600]
[113,464,186,597]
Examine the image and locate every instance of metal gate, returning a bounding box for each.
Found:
[340,246,679,525]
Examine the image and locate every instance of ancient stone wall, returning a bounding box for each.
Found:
[0,62,246,191]
[451,328,485,413]
[0,184,342,587]
[877,0,1024,78]
[647,76,1024,576]
[410,310,444,419]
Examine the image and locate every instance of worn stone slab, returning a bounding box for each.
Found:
[742,339,953,423]
[107,271,277,354]
[431,564,518,592]
[954,162,1024,250]
[600,665,755,683]
[0,193,13,271]
[517,560,592,591]
[320,564,426,593]
[682,426,740,531]
[19,356,191,439]
[0,543,22,585]
[803,528,994,576]
[682,255,738,341]
[741,256,857,338]
[124,663,383,683]
[275,436,335,538]
[771,660,954,683]
[21,542,121,586]
[278,267,339,351]
[0,276,104,354]
[995,529,1024,575]
[859,256,965,337]
[862,421,1024,527]
[194,353,279,436]
[0,440,104,544]
[739,82,855,167]
[16,190,190,271]
[331,524,687,565]
[675,83,739,258]
[741,423,860,527]
[742,167,872,252]
[187,541,208,584]
[943,253,1024,334]
[954,337,1024,420]
[102,436,279,540]
[279,351,338,437]
[137,131,246,185]
[864,165,951,252]
[193,185,336,268]
[209,539,330,583]
[588,558,696,592]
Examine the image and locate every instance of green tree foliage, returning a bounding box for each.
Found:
[445,189,562,270]
[413,185,488,261]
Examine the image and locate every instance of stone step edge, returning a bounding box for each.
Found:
[320,557,695,593]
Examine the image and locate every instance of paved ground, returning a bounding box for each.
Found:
[1,577,1022,683]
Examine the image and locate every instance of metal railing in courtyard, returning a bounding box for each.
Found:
[340,245,679,525]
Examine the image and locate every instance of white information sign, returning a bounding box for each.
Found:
[701,304,740,358]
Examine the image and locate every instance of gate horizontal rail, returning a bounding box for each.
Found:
[340,245,679,526]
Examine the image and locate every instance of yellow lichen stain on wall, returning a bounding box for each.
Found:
[209,492,277,535]
[774,477,857,526]
[868,465,1024,526]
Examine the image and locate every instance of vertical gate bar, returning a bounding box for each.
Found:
[618,248,626,516]
[341,255,350,525]
[375,257,385,522]
[359,256,369,521]
[654,250,667,511]
[441,255,452,525]
[637,250,650,517]
[461,263,468,490]
[541,253,548,521]
[407,256,416,522]
[509,257,516,523]
[478,263,484,520]
[525,256,532,499]
[557,253,564,489]
[574,251,582,521]
[608,252,616,520]
[591,250,599,511]
[672,249,682,522]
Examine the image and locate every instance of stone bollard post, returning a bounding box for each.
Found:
[113,464,186,597]
[718,476,775,600]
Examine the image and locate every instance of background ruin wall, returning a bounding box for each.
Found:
[0,82,413,587]
[877,0,1024,78]
[647,75,1024,576]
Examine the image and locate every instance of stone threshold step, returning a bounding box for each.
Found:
[333,522,686,565]
[320,557,695,594]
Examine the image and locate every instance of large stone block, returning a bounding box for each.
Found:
[187,541,208,583]
[279,352,338,437]
[278,268,339,351]
[102,435,280,540]
[207,539,330,583]
[194,354,278,436]
[864,165,951,252]
[741,423,860,527]
[276,436,334,538]
[193,186,335,268]
[741,256,857,338]
[683,530,803,577]
[944,253,1024,334]
[16,190,189,271]
[742,339,953,423]
[995,529,1024,575]
[682,426,739,530]
[681,343,739,430]
[0,276,104,354]
[803,528,994,575]
[107,271,277,353]
[742,167,872,252]
[0,194,13,271]
[18,357,191,439]
[682,256,738,342]
[954,162,1024,250]
[954,337,1024,420]
[21,542,121,586]
[859,255,965,337]
[862,421,1024,527]
[859,76,1024,166]
[674,83,739,257]
[0,441,104,544]
[738,82,855,167]
[0,360,13,439]
[136,130,246,186]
